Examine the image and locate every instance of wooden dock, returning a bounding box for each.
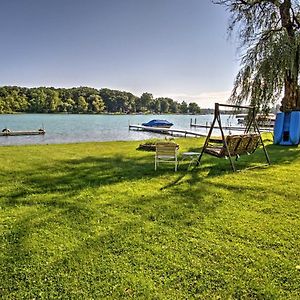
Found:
[190,123,273,133]
[0,129,46,136]
[129,124,206,137]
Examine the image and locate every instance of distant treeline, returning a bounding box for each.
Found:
[0,86,202,114]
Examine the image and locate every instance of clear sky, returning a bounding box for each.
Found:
[0,0,239,108]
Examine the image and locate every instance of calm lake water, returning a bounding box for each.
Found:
[0,114,237,146]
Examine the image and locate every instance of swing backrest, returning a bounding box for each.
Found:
[223,135,242,156]
[204,133,261,158]
[204,135,241,157]
[235,134,252,155]
[229,133,261,156]
[246,133,260,153]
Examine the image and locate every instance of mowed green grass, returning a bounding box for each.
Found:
[0,137,299,299]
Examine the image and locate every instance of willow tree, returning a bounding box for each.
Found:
[215,0,300,112]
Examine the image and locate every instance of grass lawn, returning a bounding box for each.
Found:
[0,136,299,299]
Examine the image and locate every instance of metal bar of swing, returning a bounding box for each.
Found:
[216,103,255,110]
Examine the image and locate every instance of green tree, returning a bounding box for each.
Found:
[28,89,47,112]
[215,0,300,111]
[76,96,88,113]
[188,102,201,114]
[17,92,29,112]
[3,88,28,112]
[59,98,75,113]
[153,99,161,113]
[180,101,188,113]
[0,98,4,113]
[160,98,170,113]
[46,90,61,112]
[169,101,179,113]
[138,92,153,112]
[127,94,139,113]
[88,94,105,113]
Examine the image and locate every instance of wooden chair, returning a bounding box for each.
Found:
[155,142,179,171]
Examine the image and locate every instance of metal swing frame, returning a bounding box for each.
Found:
[196,103,271,172]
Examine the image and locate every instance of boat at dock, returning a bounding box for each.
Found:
[129,124,205,137]
[141,119,173,128]
[256,114,276,127]
[236,113,276,127]
[1,128,46,136]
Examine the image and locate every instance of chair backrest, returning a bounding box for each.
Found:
[156,142,178,157]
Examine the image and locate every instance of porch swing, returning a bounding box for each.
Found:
[196,103,271,172]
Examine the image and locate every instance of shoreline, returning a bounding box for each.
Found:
[0,135,198,148]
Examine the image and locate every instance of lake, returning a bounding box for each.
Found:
[0,114,237,146]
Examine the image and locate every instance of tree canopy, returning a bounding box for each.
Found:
[0,86,201,115]
[215,0,300,112]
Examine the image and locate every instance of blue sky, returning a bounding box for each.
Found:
[0,0,239,107]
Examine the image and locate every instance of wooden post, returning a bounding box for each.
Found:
[218,109,236,172]
[197,103,219,166]
[253,117,271,165]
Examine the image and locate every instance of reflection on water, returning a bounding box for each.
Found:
[0,114,237,146]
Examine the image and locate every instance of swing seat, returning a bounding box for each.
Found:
[205,135,242,157]
[205,134,261,158]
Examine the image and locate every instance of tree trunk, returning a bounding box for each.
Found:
[280,0,300,111]
[281,76,300,111]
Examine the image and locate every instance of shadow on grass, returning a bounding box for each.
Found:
[0,181,225,298]
[3,154,155,204]
[186,143,300,177]
[158,142,300,193]
[4,141,298,208]
[2,143,299,297]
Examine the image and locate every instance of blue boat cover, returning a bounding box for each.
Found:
[142,119,173,127]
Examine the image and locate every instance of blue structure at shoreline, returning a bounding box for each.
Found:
[274,111,300,145]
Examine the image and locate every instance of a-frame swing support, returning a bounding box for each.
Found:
[196,103,271,171]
